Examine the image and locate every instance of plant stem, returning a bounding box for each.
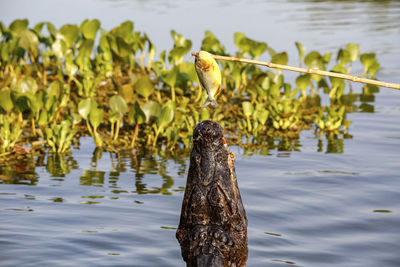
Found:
[206,53,400,90]
[130,123,139,149]
[113,120,120,141]
[152,127,161,149]
[110,122,115,140]
[171,85,176,102]
[86,120,94,137]
[31,117,36,137]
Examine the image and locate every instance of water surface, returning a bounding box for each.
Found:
[1,0,400,266]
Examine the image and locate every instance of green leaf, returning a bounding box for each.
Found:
[109,95,127,115]
[17,30,39,56]
[16,77,38,95]
[345,43,360,62]
[80,19,100,40]
[162,65,179,87]
[271,52,288,65]
[295,41,306,63]
[111,20,133,40]
[323,52,332,64]
[141,101,161,122]
[127,101,146,124]
[234,32,267,58]
[360,53,376,70]
[304,51,325,70]
[332,64,347,74]
[200,108,210,121]
[59,24,79,48]
[135,75,154,99]
[179,62,198,83]
[108,111,119,124]
[251,42,268,58]
[295,74,311,90]
[89,103,104,129]
[76,39,94,66]
[33,22,45,35]
[71,113,82,125]
[168,40,192,64]
[201,30,225,54]
[47,80,62,99]
[9,19,28,33]
[336,48,351,66]
[256,109,269,125]
[78,98,92,120]
[368,61,380,77]
[157,104,174,128]
[27,91,43,115]
[115,36,131,57]
[242,101,254,117]
[234,32,250,54]
[0,89,14,112]
[46,22,57,38]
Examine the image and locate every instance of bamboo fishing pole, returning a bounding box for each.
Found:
[206,53,400,90]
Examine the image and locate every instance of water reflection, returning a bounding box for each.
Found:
[46,153,79,177]
[0,157,38,185]
[0,125,359,187]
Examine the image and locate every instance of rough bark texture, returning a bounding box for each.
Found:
[176,120,248,267]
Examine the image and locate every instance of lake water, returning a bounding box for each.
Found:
[1,0,400,266]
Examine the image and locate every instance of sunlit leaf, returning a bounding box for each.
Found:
[89,103,104,129]
[157,104,174,128]
[256,109,269,125]
[135,75,154,99]
[142,101,161,122]
[295,41,306,63]
[331,64,346,74]
[322,52,332,64]
[17,30,39,56]
[345,43,360,62]
[78,98,92,120]
[112,20,134,40]
[295,74,311,90]
[162,65,179,88]
[0,89,14,112]
[179,62,198,83]
[201,30,225,54]
[242,101,254,117]
[33,22,44,35]
[76,39,94,68]
[368,61,380,77]
[271,52,288,65]
[47,80,62,99]
[109,95,127,115]
[360,53,376,70]
[16,77,38,95]
[9,19,28,33]
[304,51,324,70]
[80,19,100,40]
[59,24,79,48]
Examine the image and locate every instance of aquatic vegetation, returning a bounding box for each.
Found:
[0,19,383,155]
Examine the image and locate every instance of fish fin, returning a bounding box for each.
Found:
[202,98,218,108]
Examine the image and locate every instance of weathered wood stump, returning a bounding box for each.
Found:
[177,120,248,267]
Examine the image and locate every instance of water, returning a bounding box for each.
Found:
[1,0,400,266]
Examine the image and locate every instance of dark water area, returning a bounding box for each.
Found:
[1,0,400,266]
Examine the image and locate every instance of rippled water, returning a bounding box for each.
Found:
[1,0,400,266]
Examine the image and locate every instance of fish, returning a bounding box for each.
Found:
[192,51,222,108]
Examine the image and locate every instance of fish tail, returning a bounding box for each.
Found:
[202,97,218,108]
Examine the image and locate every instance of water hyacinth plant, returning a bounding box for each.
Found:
[0,18,387,156]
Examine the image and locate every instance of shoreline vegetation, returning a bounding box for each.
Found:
[0,19,383,159]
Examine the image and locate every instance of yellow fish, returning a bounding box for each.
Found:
[192,51,222,108]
